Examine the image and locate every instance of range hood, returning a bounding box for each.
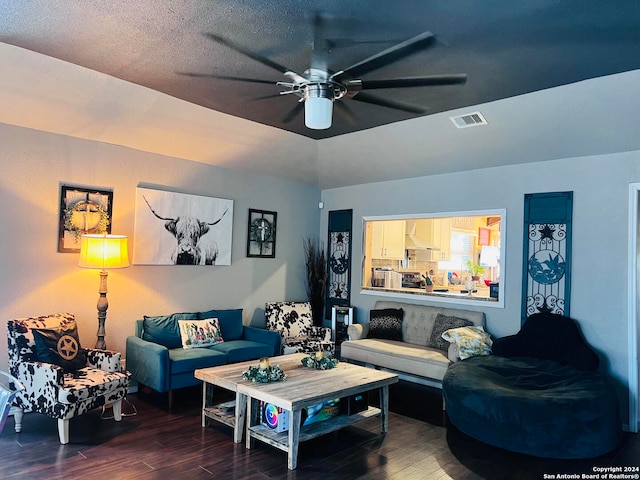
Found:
[405,234,440,251]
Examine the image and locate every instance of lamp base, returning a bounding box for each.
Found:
[95,272,109,350]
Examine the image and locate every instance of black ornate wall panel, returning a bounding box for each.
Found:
[325,209,353,319]
[522,192,573,321]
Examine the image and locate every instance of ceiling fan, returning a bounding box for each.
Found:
[188,14,467,130]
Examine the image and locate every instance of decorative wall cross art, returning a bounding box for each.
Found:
[133,187,233,265]
[58,185,113,253]
[247,209,277,258]
[521,191,573,321]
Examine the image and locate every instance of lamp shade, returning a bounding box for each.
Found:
[78,234,129,269]
[304,96,333,130]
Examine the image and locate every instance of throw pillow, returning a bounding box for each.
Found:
[428,314,472,352]
[368,308,404,340]
[178,318,224,349]
[32,320,87,372]
[442,325,493,360]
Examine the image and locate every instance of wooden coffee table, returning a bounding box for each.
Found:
[238,354,398,470]
[194,354,305,443]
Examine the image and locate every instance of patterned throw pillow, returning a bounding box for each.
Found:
[368,308,404,340]
[178,318,224,349]
[442,325,493,360]
[428,314,472,352]
[32,320,87,372]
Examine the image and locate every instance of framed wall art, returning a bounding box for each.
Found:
[58,185,113,253]
[247,209,277,258]
[133,187,233,265]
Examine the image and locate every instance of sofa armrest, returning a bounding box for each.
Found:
[13,361,63,403]
[85,348,122,372]
[347,323,369,340]
[242,326,282,356]
[15,360,63,383]
[125,336,170,392]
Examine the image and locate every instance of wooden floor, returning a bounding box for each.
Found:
[0,381,637,480]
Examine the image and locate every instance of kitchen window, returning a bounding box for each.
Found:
[361,210,505,307]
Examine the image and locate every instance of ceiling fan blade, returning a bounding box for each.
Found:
[355,74,467,90]
[204,33,293,75]
[334,101,357,125]
[310,12,329,71]
[327,38,396,49]
[331,31,436,81]
[252,92,287,101]
[179,72,277,85]
[351,92,427,114]
[282,102,304,123]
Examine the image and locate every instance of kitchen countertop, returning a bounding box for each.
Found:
[362,285,498,302]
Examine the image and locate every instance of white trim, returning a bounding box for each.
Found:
[628,183,639,433]
[362,208,506,222]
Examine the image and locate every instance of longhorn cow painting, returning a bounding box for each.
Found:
[133,187,233,265]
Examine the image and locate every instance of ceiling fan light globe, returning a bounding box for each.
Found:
[305,97,333,129]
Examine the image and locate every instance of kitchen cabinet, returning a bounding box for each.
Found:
[371,220,406,259]
[434,218,451,261]
[414,219,451,261]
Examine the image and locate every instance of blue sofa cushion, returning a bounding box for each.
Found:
[198,309,243,340]
[210,339,274,364]
[143,313,198,349]
[169,347,227,374]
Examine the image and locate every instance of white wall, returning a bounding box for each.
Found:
[0,123,321,370]
[320,152,640,425]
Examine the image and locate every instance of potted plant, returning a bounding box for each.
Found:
[422,273,434,292]
[303,236,328,326]
[465,260,485,281]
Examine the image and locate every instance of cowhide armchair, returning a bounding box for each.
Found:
[265,302,334,355]
[7,313,131,444]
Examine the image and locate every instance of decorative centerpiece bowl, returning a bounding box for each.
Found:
[242,358,287,383]
[301,351,339,370]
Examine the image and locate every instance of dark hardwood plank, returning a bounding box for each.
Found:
[0,382,637,479]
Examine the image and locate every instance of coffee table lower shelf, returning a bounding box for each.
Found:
[247,406,382,450]
[203,404,235,429]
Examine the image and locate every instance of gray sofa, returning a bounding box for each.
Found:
[341,300,485,388]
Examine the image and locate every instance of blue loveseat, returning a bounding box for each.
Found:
[125,308,281,403]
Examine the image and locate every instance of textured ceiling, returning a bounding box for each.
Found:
[2,1,640,140]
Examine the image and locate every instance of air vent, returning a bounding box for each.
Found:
[450,111,488,129]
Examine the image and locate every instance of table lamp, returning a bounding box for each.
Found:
[78,234,129,349]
